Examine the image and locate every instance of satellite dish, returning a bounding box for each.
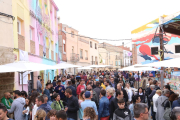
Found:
[127,52,132,56]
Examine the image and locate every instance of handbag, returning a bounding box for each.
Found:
[163,101,171,120]
[100,116,110,120]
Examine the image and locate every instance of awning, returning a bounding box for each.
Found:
[163,11,180,35]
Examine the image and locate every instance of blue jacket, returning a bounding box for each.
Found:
[66,86,77,97]
[44,89,51,101]
[55,85,65,99]
[98,96,110,120]
[172,98,180,109]
[38,103,52,120]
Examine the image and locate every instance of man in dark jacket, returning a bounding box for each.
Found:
[153,80,160,90]
[52,77,57,87]
[55,80,66,101]
[93,81,101,103]
[37,95,52,120]
[116,83,128,102]
[110,90,125,119]
[65,88,79,120]
[66,81,76,97]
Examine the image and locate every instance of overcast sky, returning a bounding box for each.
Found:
[54,0,180,49]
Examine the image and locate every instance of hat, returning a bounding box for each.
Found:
[85,91,91,98]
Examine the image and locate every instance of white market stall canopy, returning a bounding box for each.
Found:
[77,67,92,70]
[119,65,159,71]
[53,62,81,69]
[137,57,180,67]
[0,65,25,73]
[3,61,55,72]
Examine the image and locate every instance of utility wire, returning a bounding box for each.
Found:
[60,30,132,41]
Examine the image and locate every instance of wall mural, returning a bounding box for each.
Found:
[132,17,180,94]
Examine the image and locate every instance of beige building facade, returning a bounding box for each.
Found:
[99,42,123,70]
[89,39,99,65]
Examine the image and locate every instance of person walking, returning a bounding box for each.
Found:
[37,95,52,120]
[156,89,170,120]
[137,87,145,103]
[76,79,85,98]
[55,80,66,101]
[51,93,65,111]
[113,98,131,120]
[152,90,162,120]
[98,89,110,120]
[0,104,13,120]
[37,76,42,94]
[134,103,149,120]
[110,90,124,120]
[44,83,52,106]
[1,92,13,109]
[65,88,79,120]
[81,91,98,119]
[8,90,25,120]
[116,83,128,102]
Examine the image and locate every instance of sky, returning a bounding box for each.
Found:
[54,0,180,49]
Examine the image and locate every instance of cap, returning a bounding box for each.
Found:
[85,91,91,98]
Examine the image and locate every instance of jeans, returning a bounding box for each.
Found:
[67,118,75,120]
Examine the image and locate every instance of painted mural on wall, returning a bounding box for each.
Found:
[132,18,180,65]
[164,71,180,94]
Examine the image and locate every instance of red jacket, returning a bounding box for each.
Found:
[76,84,85,98]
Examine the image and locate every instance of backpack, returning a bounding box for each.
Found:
[163,100,171,120]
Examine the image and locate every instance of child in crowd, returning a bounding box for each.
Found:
[113,98,131,120]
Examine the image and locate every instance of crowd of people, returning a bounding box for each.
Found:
[1,70,180,120]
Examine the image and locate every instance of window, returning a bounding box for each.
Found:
[85,50,88,60]
[95,43,97,49]
[175,45,180,53]
[151,47,158,55]
[115,61,118,66]
[72,46,74,53]
[71,31,74,37]
[30,27,33,40]
[55,44,58,53]
[63,40,66,53]
[17,20,21,34]
[80,49,83,59]
[51,41,53,50]
[90,41,92,48]
[38,33,41,44]
[95,56,97,64]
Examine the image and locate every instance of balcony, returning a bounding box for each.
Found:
[85,57,88,60]
[116,56,121,60]
[18,34,25,51]
[91,61,98,65]
[70,53,79,63]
